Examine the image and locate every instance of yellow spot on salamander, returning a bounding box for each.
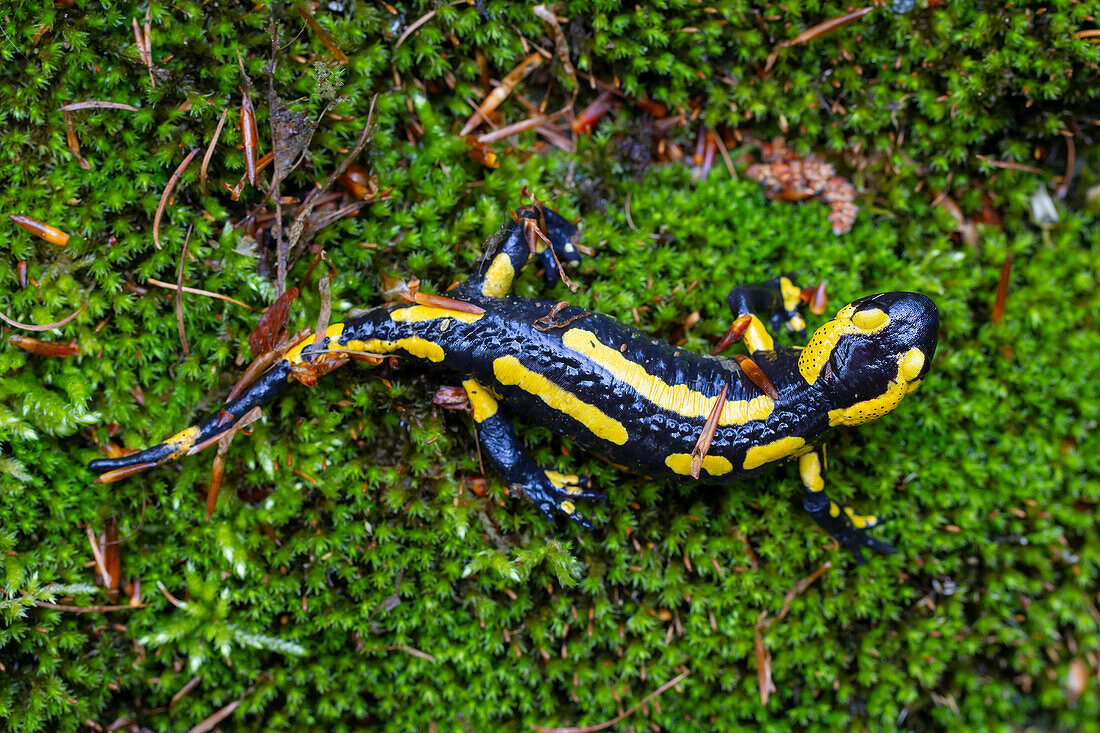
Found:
[829,501,840,518]
[844,506,877,528]
[561,329,774,425]
[545,471,581,493]
[799,451,824,492]
[779,277,801,313]
[665,453,733,477]
[344,337,445,363]
[851,308,889,331]
[828,347,925,426]
[285,323,345,364]
[743,436,806,470]
[165,425,200,460]
[492,355,628,445]
[391,305,483,324]
[481,253,515,297]
[743,315,774,353]
[462,379,498,422]
[559,501,575,514]
[798,304,891,385]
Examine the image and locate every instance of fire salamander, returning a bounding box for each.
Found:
[89,205,939,562]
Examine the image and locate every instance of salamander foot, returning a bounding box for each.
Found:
[516,470,606,530]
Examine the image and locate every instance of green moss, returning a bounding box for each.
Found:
[1,1,1098,730]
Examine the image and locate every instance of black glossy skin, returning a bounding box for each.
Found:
[338,299,819,482]
[90,206,939,561]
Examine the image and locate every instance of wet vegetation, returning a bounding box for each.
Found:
[1,1,1098,730]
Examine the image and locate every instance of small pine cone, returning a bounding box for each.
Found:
[821,176,856,206]
[827,200,860,235]
[800,155,834,196]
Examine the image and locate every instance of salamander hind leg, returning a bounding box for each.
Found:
[463,379,605,529]
[799,449,894,564]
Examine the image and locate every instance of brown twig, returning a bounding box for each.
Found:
[200,108,229,193]
[63,110,91,170]
[153,147,199,250]
[145,278,253,310]
[156,580,184,607]
[0,301,87,331]
[530,669,691,733]
[459,53,543,136]
[690,383,726,478]
[60,101,139,112]
[992,254,1012,324]
[765,7,873,72]
[36,601,148,613]
[170,676,202,713]
[285,95,378,265]
[297,5,347,63]
[86,527,112,589]
[175,224,193,357]
[310,274,333,356]
[974,154,1046,175]
[477,114,552,144]
[753,561,832,704]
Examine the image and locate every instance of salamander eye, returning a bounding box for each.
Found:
[851,308,889,331]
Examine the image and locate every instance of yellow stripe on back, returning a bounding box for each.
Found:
[561,329,773,425]
[285,324,345,364]
[390,305,483,324]
[344,337,445,362]
[492,355,628,445]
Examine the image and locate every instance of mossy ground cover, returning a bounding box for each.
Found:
[1,1,1098,730]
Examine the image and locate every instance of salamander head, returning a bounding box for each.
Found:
[797,292,939,426]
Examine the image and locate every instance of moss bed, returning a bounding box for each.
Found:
[1,1,1098,730]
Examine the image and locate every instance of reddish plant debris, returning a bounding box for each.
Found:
[249,287,299,358]
[8,334,81,357]
[744,137,859,234]
[9,214,70,246]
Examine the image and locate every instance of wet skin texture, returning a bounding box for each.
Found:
[90,206,940,562]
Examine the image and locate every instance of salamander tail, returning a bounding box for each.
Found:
[88,360,295,483]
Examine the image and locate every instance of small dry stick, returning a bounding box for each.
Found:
[992,254,1012,324]
[85,527,112,589]
[459,52,543,136]
[36,601,148,613]
[0,301,87,331]
[477,114,551,144]
[531,669,692,733]
[145,278,253,310]
[153,147,200,250]
[63,110,91,170]
[765,7,873,72]
[690,383,727,479]
[175,223,194,357]
[60,101,139,112]
[199,108,229,193]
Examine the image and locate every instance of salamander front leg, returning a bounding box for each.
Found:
[458,205,582,299]
[798,450,894,563]
[462,380,605,529]
[726,274,808,345]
